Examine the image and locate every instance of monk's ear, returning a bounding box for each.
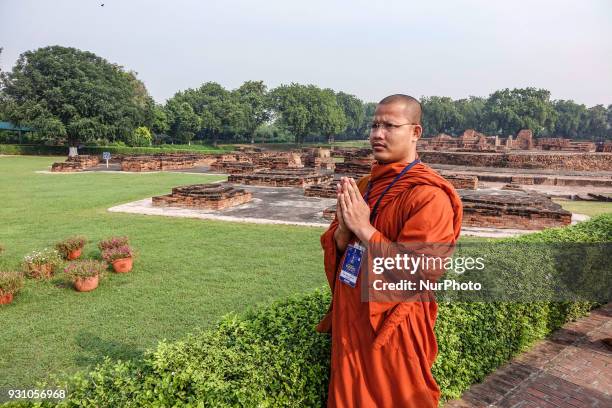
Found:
[412,125,423,142]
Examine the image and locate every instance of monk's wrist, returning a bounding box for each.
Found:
[336,224,351,238]
[354,224,377,244]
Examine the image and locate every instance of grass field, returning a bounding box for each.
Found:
[553,199,612,217]
[0,156,328,388]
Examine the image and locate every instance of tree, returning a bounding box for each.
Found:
[269,84,347,144]
[355,102,377,139]
[552,100,587,138]
[127,126,153,146]
[421,96,462,136]
[454,96,487,133]
[336,92,365,139]
[0,46,155,153]
[314,88,346,144]
[236,81,270,144]
[165,100,200,144]
[269,84,312,144]
[608,105,612,139]
[151,104,170,136]
[582,105,608,140]
[165,82,247,145]
[483,88,556,136]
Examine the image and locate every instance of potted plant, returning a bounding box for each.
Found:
[98,236,129,251]
[0,271,24,305]
[64,260,107,292]
[23,248,63,279]
[55,236,87,260]
[102,245,134,273]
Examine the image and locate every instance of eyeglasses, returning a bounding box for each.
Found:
[370,122,419,132]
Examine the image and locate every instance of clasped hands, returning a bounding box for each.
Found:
[334,177,377,246]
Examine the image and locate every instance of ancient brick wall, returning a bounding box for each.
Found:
[51,155,100,172]
[334,160,372,177]
[120,154,200,172]
[460,190,572,230]
[419,151,612,171]
[152,183,252,210]
[304,183,337,198]
[442,174,478,190]
[228,169,333,187]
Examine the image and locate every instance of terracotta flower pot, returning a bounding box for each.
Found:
[112,257,133,273]
[67,248,83,260]
[74,275,99,292]
[29,263,54,279]
[0,292,14,305]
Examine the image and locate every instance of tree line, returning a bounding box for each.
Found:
[0,46,610,148]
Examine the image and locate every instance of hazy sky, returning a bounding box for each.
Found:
[1,0,611,106]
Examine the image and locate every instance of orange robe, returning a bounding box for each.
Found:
[317,160,463,408]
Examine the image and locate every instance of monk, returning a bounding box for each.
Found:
[317,94,463,407]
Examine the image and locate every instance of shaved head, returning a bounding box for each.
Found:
[378,94,422,125]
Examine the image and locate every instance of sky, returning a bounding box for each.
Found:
[1,0,611,106]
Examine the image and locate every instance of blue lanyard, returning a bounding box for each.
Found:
[364,159,420,223]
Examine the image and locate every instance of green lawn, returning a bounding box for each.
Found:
[0,156,328,388]
[553,199,612,217]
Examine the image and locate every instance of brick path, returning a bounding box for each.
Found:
[444,304,611,407]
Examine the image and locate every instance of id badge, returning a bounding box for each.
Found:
[339,243,365,288]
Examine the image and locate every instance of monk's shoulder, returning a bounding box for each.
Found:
[403,184,453,213]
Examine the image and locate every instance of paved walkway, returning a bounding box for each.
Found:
[445,303,611,407]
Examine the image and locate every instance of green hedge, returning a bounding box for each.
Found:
[0,144,234,156]
[10,215,611,408]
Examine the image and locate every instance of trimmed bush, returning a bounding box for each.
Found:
[14,215,611,407]
[0,144,234,156]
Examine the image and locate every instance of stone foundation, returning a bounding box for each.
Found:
[323,204,337,221]
[323,189,572,230]
[228,169,333,187]
[120,154,201,172]
[267,153,304,169]
[420,151,612,171]
[442,174,478,190]
[471,173,612,188]
[51,155,100,172]
[223,162,265,174]
[301,148,335,170]
[461,189,571,229]
[334,159,372,178]
[152,183,252,210]
[305,183,337,198]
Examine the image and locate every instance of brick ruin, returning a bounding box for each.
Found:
[334,148,373,178]
[301,148,335,171]
[420,128,599,153]
[419,151,612,172]
[51,155,100,172]
[208,149,335,173]
[152,183,252,210]
[442,174,479,190]
[323,204,337,221]
[323,189,572,230]
[334,159,372,178]
[427,130,494,152]
[209,151,305,173]
[267,153,304,169]
[461,189,572,230]
[228,168,333,188]
[304,182,337,198]
[120,154,203,172]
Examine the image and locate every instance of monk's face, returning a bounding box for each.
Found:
[369,102,422,163]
